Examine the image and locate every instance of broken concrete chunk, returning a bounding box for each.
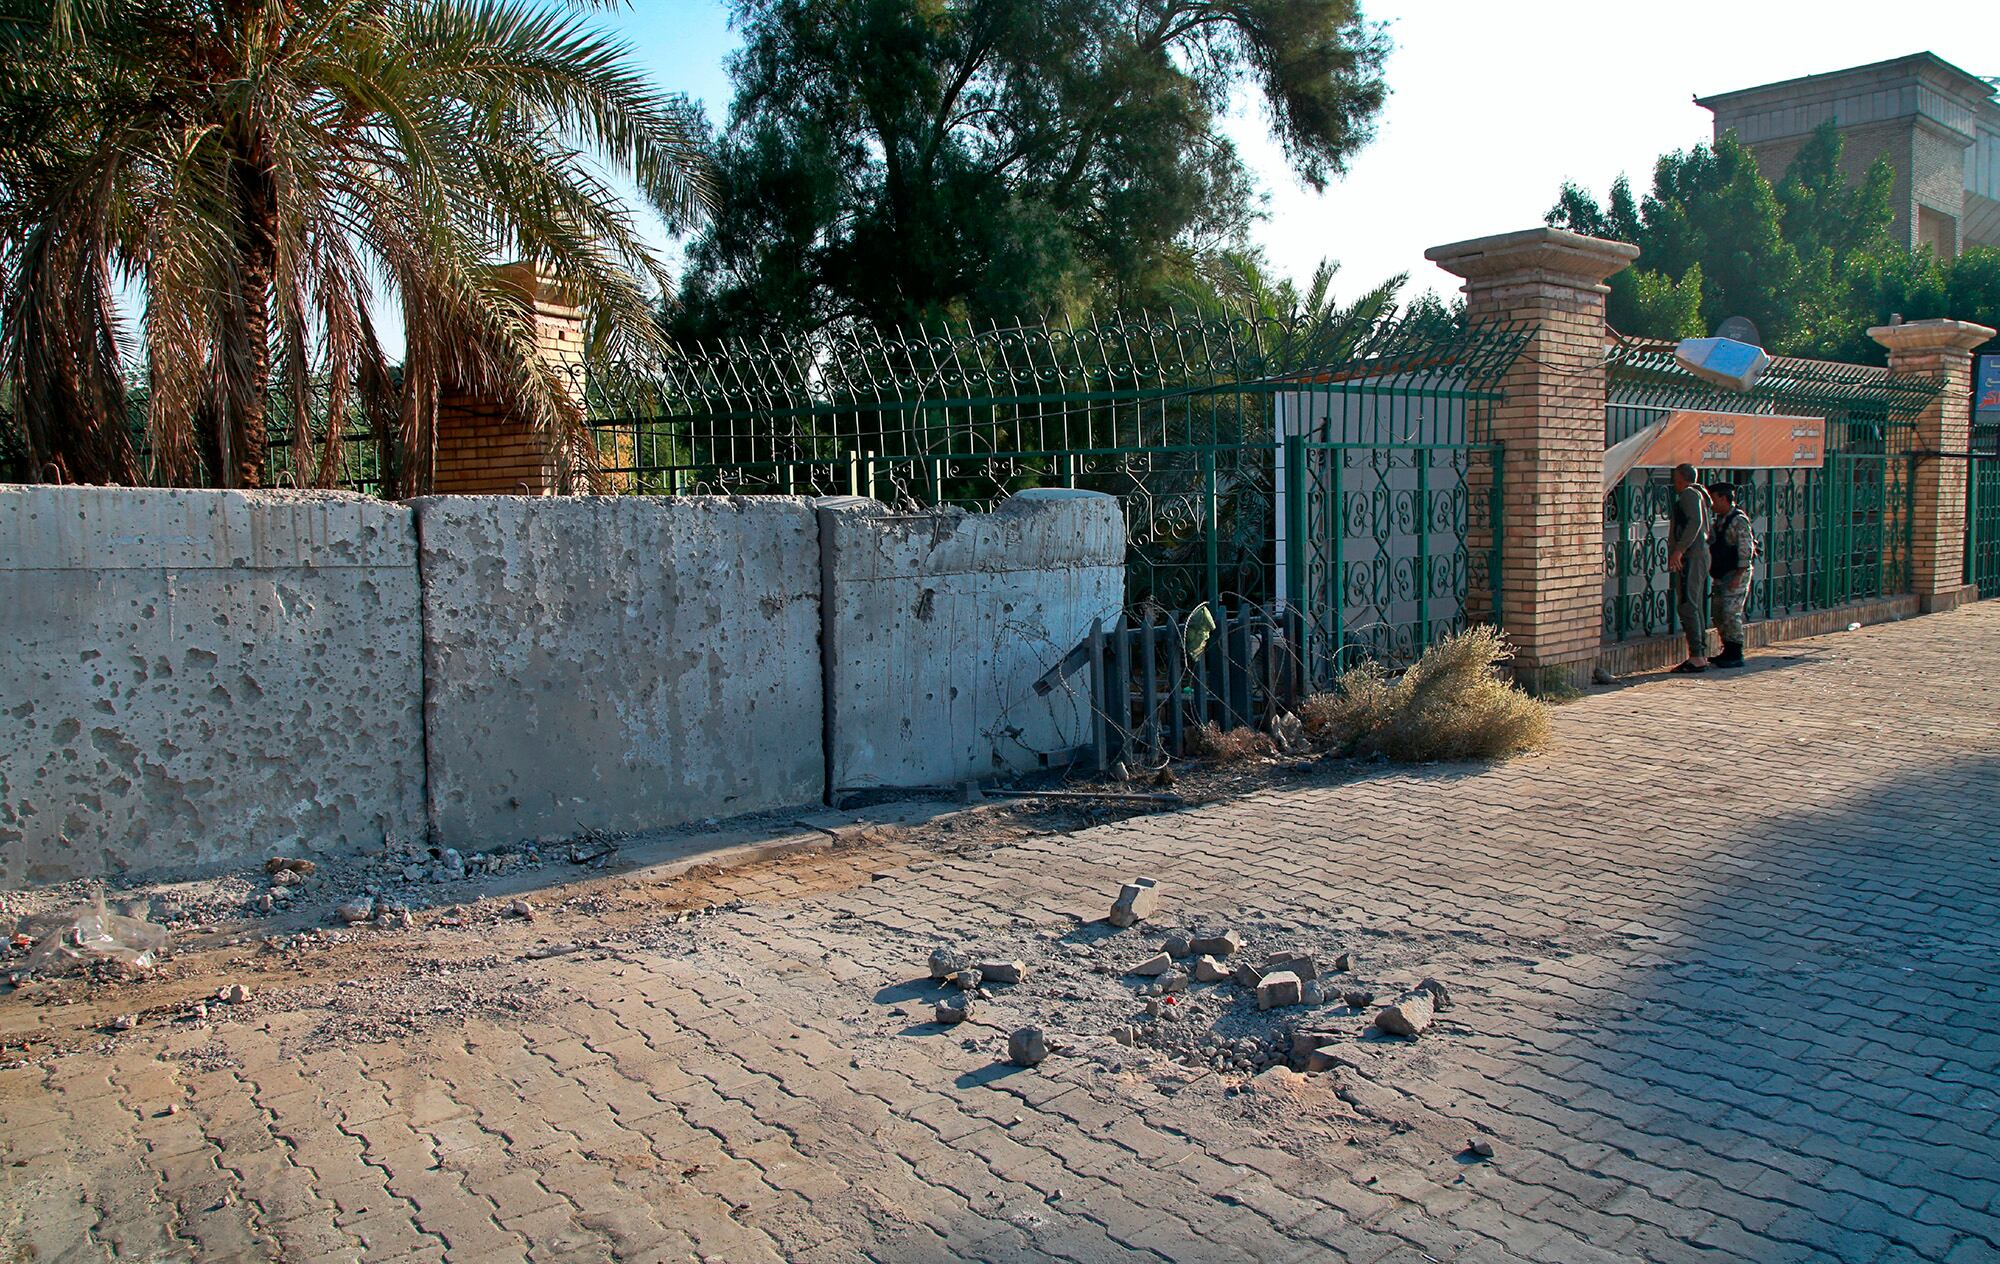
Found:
[1342,989,1377,1010]
[1190,929,1241,959]
[1128,953,1173,977]
[1192,954,1230,984]
[928,948,970,980]
[975,959,1027,985]
[1468,1137,1496,1158]
[1374,990,1435,1037]
[1158,970,1189,994]
[220,984,250,1005]
[1301,981,1324,1006]
[334,897,375,925]
[947,969,983,991]
[265,857,317,877]
[1232,961,1265,989]
[1304,1045,1343,1073]
[1007,1027,1049,1066]
[1417,977,1454,1011]
[1333,952,1354,973]
[1256,970,1303,1011]
[1107,877,1161,928]
[1265,950,1318,981]
[1164,934,1192,958]
[935,996,975,1025]
[1290,1030,1340,1059]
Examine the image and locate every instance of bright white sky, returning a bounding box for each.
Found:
[606,0,1998,307]
[1218,1,1998,304]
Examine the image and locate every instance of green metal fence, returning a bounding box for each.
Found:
[0,404,390,494]
[1602,340,1940,643]
[590,310,1528,674]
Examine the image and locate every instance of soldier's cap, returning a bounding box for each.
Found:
[1708,480,1737,500]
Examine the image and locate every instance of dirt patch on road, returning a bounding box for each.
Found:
[0,751,1371,1067]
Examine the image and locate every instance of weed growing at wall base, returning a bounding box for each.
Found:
[1299,626,1550,762]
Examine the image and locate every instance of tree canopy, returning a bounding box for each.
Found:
[675,0,1389,338]
[0,0,707,489]
[1548,123,1998,361]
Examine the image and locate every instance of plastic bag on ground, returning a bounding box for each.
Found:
[21,896,168,973]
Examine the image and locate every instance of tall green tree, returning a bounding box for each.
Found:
[1552,122,2000,363]
[1819,244,2000,363]
[1551,132,1815,348]
[0,0,706,489]
[677,0,1389,337]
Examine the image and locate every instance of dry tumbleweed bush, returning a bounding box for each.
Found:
[1299,626,1550,762]
[1187,722,1278,763]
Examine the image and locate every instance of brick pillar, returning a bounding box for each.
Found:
[1427,227,1638,693]
[432,262,588,495]
[1869,318,1997,612]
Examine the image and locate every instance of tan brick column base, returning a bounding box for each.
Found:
[1428,228,1638,694]
[1869,319,1997,613]
[432,262,588,496]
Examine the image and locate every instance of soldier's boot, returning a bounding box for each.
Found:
[1714,640,1745,668]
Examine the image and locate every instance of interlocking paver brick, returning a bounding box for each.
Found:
[8,605,2000,1260]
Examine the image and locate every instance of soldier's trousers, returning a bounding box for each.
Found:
[1713,570,1751,646]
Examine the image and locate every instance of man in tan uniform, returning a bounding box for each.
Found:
[1668,463,1711,673]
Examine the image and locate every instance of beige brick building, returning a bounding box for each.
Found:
[1697,52,2000,259]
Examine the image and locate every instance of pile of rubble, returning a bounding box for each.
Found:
[377,835,616,888]
[919,874,1456,1080]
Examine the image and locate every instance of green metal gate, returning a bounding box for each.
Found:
[1967,430,2000,598]
[1284,436,1502,685]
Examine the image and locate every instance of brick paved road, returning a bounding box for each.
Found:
[6,605,2000,1262]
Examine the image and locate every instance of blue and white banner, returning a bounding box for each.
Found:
[1976,353,2000,424]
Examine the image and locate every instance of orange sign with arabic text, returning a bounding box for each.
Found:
[1632,410,1825,471]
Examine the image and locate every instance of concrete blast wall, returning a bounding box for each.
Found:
[1,485,1121,885]
[415,496,824,848]
[0,488,426,885]
[820,489,1125,790]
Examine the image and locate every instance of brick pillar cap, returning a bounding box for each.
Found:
[1426,226,1638,287]
[1867,318,1996,355]
[490,260,583,319]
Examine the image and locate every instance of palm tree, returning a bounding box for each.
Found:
[0,0,706,491]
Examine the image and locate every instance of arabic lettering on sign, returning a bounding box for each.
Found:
[1634,411,1825,470]
[1976,355,2000,423]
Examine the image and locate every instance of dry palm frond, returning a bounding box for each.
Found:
[1300,626,1549,762]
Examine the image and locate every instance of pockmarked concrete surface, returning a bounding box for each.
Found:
[0,487,425,885]
[4,604,1998,1262]
[414,495,825,849]
[820,489,1124,791]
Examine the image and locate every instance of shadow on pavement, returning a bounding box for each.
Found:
[1559,754,2000,1259]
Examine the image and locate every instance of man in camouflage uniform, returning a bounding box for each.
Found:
[1707,481,1756,668]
